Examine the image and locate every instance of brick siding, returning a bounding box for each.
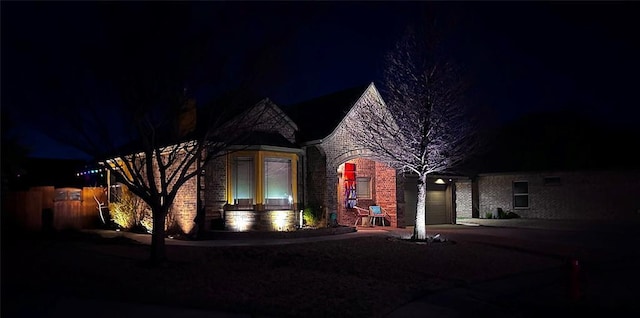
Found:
[314,85,399,227]
[476,170,640,220]
[455,180,473,219]
[202,155,227,229]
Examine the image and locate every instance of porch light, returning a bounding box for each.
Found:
[435,178,446,184]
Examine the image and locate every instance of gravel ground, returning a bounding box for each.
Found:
[2,230,563,317]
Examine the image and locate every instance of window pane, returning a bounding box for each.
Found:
[356,177,370,198]
[513,181,528,194]
[234,157,253,200]
[514,195,528,208]
[264,158,291,199]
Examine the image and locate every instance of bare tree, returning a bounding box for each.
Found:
[24,3,293,264]
[99,95,284,263]
[346,26,477,240]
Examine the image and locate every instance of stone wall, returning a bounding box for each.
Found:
[476,170,640,220]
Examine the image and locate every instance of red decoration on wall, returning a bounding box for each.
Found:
[344,163,357,208]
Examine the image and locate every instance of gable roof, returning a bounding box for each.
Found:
[283,83,371,143]
[99,95,298,160]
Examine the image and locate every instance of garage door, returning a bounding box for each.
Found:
[426,186,447,224]
[404,178,449,225]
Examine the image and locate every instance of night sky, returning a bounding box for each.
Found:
[2,1,640,160]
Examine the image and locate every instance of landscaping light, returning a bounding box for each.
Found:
[272,210,288,231]
[299,209,303,228]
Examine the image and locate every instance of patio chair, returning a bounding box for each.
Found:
[369,205,388,227]
[353,206,371,226]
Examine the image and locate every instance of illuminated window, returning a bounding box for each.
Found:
[232,157,254,206]
[264,158,291,207]
[513,181,529,209]
[356,177,371,199]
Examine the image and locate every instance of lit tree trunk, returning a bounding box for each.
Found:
[414,174,427,240]
[343,24,479,241]
[150,205,167,264]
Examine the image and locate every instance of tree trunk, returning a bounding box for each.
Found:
[413,174,427,240]
[149,206,167,264]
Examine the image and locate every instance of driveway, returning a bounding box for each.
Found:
[386,219,640,317]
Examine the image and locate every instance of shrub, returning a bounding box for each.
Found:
[303,207,319,227]
[503,210,521,219]
[109,187,176,233]
[109,188,145,230]
[494,208,521,219]
[485,212,493,219]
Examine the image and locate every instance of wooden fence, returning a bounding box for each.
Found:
[2,186,107,231]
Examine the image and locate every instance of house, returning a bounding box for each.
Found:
[105,82,640,234]
[198,82,478,231]
[462,169,640,221]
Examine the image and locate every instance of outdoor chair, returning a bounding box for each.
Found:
[353,206,371,226]
[369,205,388,227]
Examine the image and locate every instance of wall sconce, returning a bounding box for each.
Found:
[435,178,446,184]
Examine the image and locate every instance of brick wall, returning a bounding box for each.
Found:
[337,158,375,226]
[122,151,200,234]
[171,169,198,233]
[455,180,473,219]
[314,85,400,227]
[374,161,397,227]
[203,155,227,229]
[395,172,407,228]
[477,170,640,220]
[304,145,326,213]
[151,152,198,234]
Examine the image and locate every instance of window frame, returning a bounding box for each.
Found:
[263,157,292,208]
[356,176,372,199]
[232,156,255,207]
[512,181,529,209]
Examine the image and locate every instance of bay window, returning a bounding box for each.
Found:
[232,157,254,207]
[264,158,292,207]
